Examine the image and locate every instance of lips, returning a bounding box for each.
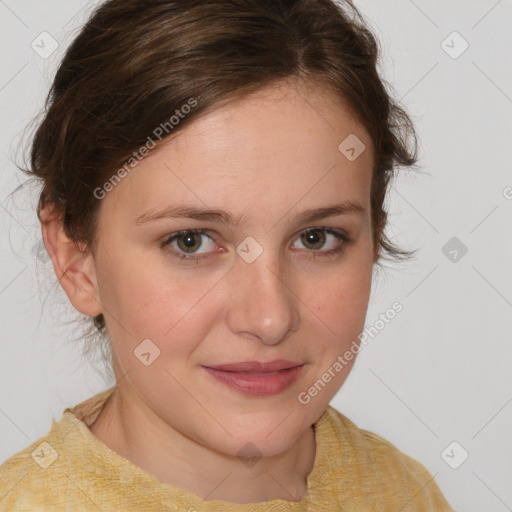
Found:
[201,360,305,397]
[204,360,303,373]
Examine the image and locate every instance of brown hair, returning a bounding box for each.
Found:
[17,0,418,368]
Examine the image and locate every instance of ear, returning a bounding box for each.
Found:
[40,203,102,318]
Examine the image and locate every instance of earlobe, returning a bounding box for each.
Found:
[40,203,103,318]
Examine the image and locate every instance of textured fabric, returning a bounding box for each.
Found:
[0,387,457,511]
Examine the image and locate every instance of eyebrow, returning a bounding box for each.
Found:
[135,201,366,228]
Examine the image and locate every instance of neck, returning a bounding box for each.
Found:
[88,386,317,504]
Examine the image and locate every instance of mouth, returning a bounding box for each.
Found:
[201,360,305,397]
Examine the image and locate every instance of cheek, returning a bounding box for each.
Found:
[99,252,211,328]
[308,258,373,333]
[96,254,224,366]
[300,264,371,403]
[301,253,373,394]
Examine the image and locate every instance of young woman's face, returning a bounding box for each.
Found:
[91,80,375,458]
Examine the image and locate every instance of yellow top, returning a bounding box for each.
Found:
[0,387,456,511]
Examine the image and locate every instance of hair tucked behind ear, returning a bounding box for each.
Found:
[14,0,419,377]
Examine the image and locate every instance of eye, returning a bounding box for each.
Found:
[161,227,350,263]
[290,227,349,257]
[161,229,218,262]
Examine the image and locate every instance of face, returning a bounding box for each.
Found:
[90,80,375,458]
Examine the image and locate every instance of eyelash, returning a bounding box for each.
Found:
[160,227,351,263]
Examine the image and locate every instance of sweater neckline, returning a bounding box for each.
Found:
[58,386,336,509]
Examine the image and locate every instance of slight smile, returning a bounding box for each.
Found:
[201,360,306,397]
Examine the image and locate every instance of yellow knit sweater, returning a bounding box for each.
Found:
[0,386,456,511]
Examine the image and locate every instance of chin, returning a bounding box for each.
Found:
[206,415,310,459]
[218,434,299,461]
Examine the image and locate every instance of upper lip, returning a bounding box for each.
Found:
[204,360,304,373]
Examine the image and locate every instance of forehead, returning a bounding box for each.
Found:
[166,80,372,163]
[101,80,374,225]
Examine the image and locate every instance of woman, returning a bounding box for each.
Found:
[0,0,457,509]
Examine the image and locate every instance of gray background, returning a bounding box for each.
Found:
[1,1,511,511]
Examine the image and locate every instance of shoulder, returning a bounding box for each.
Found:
[324,405,431,472]
[0,415,72,511]
[321,406,457,511]
[0,387,124,511]
[324,405,423,465]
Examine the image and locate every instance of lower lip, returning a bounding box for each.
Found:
[202,365,304,396]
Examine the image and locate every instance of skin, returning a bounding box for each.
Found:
[41,79,377,504]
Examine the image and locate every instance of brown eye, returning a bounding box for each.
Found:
[291,228,349,257]
[176,232,203,253]
[300,229,327,250]
[162,229,217,262]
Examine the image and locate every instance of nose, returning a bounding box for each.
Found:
[226,250,300,346]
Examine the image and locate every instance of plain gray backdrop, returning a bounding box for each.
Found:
[1,1,511,511]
